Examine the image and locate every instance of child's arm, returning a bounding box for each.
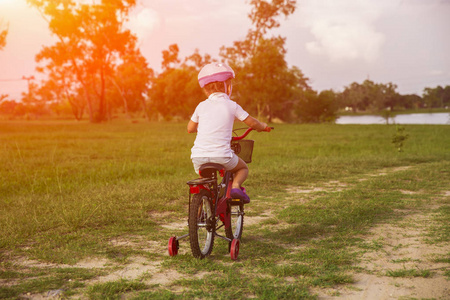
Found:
[187,120,198,133]
[243,116,268,132]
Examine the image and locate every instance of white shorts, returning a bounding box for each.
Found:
[191,154,239,175]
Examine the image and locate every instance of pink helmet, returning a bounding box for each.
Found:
[198,63,235,88]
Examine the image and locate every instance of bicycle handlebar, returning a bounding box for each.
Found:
[231,127,274,141]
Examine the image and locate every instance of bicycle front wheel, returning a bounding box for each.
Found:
[189,190,214,258]
[225,204,244,240]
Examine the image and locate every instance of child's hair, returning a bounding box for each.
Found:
[204,79,231,95]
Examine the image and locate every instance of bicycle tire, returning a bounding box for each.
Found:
[225,204,244,240]
[189,190,214,258]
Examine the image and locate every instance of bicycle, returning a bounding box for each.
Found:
[167,127,271,260]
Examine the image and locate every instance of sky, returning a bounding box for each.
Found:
[0,0,449,101]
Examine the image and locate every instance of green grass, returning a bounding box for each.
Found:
[0,120,449,298]
[386,268,432,278]
[0,264,102,298]
[87,279,148,300]
[427,205,450,243]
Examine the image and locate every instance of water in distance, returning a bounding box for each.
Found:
[336,113,450,125]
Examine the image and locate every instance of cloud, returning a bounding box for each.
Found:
[429,70,445,76]
[299,0,392,63]
[127,8,160,42]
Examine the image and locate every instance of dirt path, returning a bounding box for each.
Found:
[314,209,450,299]
[16,167,450,299]
[18,208,449,300]
[288,167,450,299]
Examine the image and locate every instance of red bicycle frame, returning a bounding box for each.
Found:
[169,126,272,259]
[188,128,255,229]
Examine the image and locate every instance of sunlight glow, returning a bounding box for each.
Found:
[0,0,15,6]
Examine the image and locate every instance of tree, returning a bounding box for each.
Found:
[148,45,205,120]
[20,81,53,118]
[423,85,450,108]
[184,49,213,69]
[0,20,7,50]
[221,0,296,63]
[296,89,338,123]
[28,0,149,122]
[378,82,399,111]
[397,94,423,109]
[443,86,450,108]
[232,38,310,121]
[340,80,400,112]
[340,82,365,112]
[220,0,313,122]
[110,47,153,119]
[161,44,181,70]
[0,20,8,108]
[0,100,15,115]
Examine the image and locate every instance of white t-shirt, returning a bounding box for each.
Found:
[190,93,249,158]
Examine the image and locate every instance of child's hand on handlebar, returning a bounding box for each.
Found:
[258,123,273,132]
[257,122,269,132]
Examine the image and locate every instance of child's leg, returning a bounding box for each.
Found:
[230,157,248,189]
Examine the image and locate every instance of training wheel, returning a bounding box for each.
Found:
[230,238,240,260]
[168,237,179,256]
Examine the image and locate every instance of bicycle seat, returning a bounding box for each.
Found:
[199,163,224,178]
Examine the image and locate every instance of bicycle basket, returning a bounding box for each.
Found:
[232,139,254,163]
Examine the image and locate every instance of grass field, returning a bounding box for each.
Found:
[0,120,449,299]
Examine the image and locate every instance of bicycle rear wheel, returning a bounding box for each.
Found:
[189,190,214,258]
[225,204,244,240]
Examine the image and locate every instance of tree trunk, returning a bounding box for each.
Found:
[141,97,149,121]
[96,67,106,122]
[266,104,272,123]
[256,103,263,120]
[83,86,94,123]
[111,77,131,119]
[65,89,84,121]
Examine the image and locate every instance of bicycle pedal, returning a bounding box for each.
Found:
[231,198,241,202]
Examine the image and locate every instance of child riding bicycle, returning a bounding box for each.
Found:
[187,62,270,203]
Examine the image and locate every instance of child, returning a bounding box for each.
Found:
[187,62,270,203]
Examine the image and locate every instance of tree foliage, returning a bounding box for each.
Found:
[148,46,209,120]
[27,0,151,122]
[339,80,400,112]
[337,81,450,113]
[423,85,450,108]
[296,90,338,123]
[110,47,153,119]
[0,20,7,51]
[219,0,325,122]
[3,1,446,122]
[231,38,311,122]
